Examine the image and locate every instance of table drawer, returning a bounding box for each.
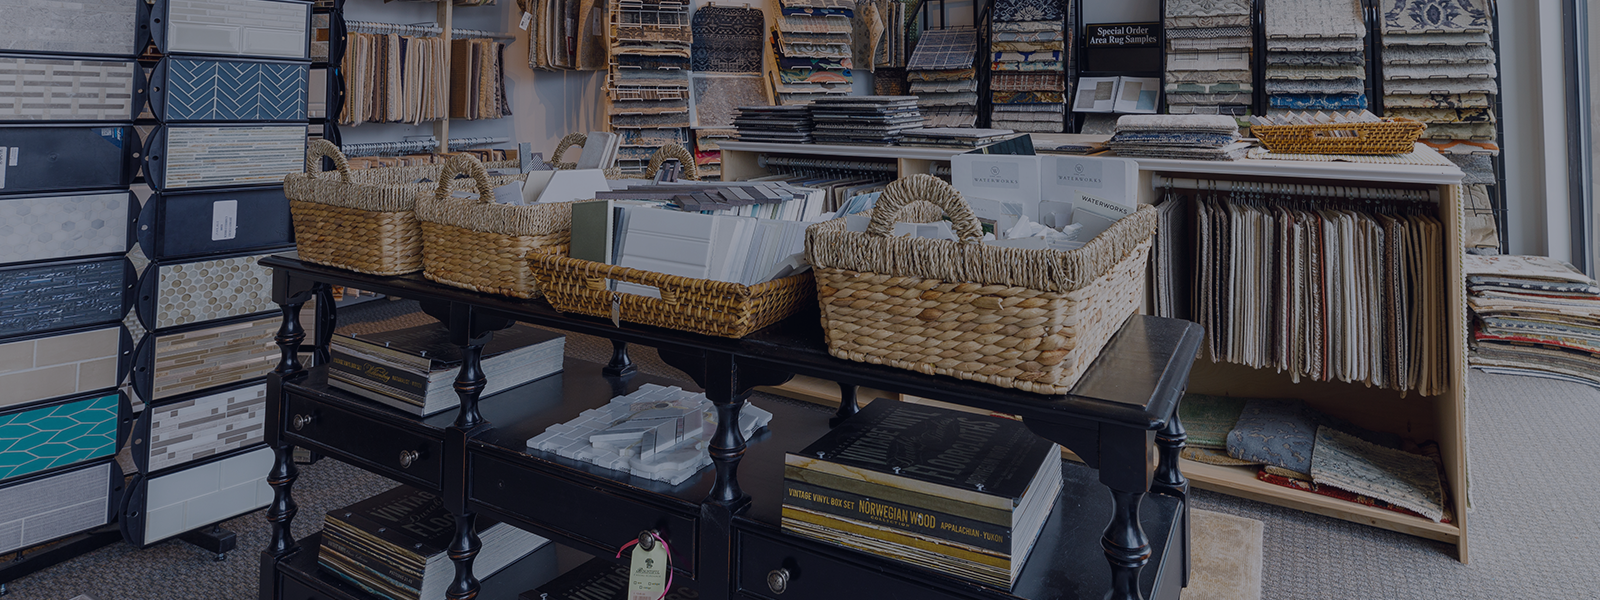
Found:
[284,393,442,491]
[471,452,697,577]
[735,529,968,600]
[279,574,325,600]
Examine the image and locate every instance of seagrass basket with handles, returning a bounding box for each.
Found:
[1253,117,1427,155]
[805,174,1158,394]
[284,139,524,275]
[415,154,573,299]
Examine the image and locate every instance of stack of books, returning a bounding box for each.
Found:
[807,96,926,145]
[782,399,1062,589]
[733,105,814,143]
[320,485,550,600]
[329,301,566,416]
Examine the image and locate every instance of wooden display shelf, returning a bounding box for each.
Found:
[717,141,1472,562]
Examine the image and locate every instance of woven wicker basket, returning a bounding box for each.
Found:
[806,174,1157,394]
[644,144,700,181]
[415,154,573,298]
[1253,117,1427,155]
[528,252,814,338]
[284,140,524,275]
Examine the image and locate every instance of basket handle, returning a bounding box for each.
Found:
[305,138,353,183]
[434,153,498,204]
[551,132,587,170]
[644,144,699,181]
[867,174,985,242]
[1312,127,1368,140]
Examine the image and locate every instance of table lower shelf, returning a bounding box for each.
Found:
[1181,460,1460,544]
[264,531,590,600]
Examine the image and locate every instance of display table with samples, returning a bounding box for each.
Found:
[256,254,1204,600]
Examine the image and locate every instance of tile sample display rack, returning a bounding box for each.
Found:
[258,254,1203,600]
[126,0,311,562]
[717,139,1474,559]
[318,0,516,158]
[0,1,144,585]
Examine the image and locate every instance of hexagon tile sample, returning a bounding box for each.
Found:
[0,193,131,266]
[148,252,275,329]
[0,393,119,483]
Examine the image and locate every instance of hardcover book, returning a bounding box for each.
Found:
[782,399,1062,589]
[321,485,550,600]
[328,302,565,416]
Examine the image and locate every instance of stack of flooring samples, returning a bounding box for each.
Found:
[1375,0,1500,180]
[808,96,925,145]
[769,0,855,105]
[906,27,979,127]
[1263,0,1369,112]
[1163,0,1252,115]
[733,105,815,143]
[989,0,1068,131]
[1465,254,1600,389]
[608,0,694,173]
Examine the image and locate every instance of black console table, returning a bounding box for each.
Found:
[257,254,1204,600]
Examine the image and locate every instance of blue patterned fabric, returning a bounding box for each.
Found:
[0,394,118,483]
[163,59,308,121]
[1268,93,1369,109]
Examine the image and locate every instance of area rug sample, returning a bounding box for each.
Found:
[691,5,764,73]
[1188,509,1264,600]
[1310,426,1447,521]
[1179,394,1249,448]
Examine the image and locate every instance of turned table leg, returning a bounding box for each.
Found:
[830,382,859,427]
[603,339,638,378]
[266,282,313,559]
[447,340,489,599]
[1152,407,1190,588]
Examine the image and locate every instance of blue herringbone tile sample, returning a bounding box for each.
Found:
[0,259,125,338]
[0,394,118,483]
[164,59,307,121]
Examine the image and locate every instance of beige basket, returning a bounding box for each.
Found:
[806,174,1157,394]
[415,154,573,298]
[1253,117,1427,155]
[284,139,524,275]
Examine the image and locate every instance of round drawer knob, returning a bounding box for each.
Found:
[292,414,313,431]
[766,568,790,595]
[638,530,658,551]
[398,450,420,468]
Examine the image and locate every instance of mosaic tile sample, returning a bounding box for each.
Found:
[0,0,140,56]
[0,126,134,194]
[0,192,132,266]
[0,393,119,483]
[146,383,264,473]
[153,125,304,190]
[0,258,127,339]
[155,58,308,121]
[140,252,274,329]
[139,187,293,260]
[0,58,137,121]
[0,327,122,410]
[164,0,310,59]
[0,461,111,555]
[147,315,278,401]
[142,445,271,543]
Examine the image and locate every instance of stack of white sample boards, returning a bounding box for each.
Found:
[948,153,1139,248]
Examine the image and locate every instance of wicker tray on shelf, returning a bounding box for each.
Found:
[1252,117,1428,155]
[284,140,524,276]
[805,174,1157,394]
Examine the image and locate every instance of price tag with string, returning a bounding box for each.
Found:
[617,531,672,600]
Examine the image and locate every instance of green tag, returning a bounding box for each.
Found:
[627,540,669,600]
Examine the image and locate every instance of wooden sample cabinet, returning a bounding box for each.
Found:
[257,255,1204,600]
[716,141,1472,560]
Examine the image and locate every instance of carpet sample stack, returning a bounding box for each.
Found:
[1108,114,1247,161]
[1163,0,1252,116]
[1263,0,1369,112]
[733,105,814,143]
[770,0,855,105]
[906,26,979,127]
[988,0,1067,132]
[1466,254,1600,390]
[1376,0,1499,182]
[807,96,925,145]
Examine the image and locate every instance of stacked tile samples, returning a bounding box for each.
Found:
[0,0,143,565]
[1263,0,1369,112]
[608,0,694,174]
[733,105,815,143]
[689,5,767,180]
[1376,0,1499,171]
[770,0,855,105]
[1163,0,1253,115]
[989,0,1067,131]
[808,96,925,145]
[124,0,310,550]
[906,27,979,128]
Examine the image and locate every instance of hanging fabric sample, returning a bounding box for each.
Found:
[338,33,451,125]
[1263,0,1369,112]
[989,0,1068,131]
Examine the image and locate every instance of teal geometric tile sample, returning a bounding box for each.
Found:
[0,394,119,483]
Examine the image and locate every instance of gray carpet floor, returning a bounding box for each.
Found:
[4,332,1597,599]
